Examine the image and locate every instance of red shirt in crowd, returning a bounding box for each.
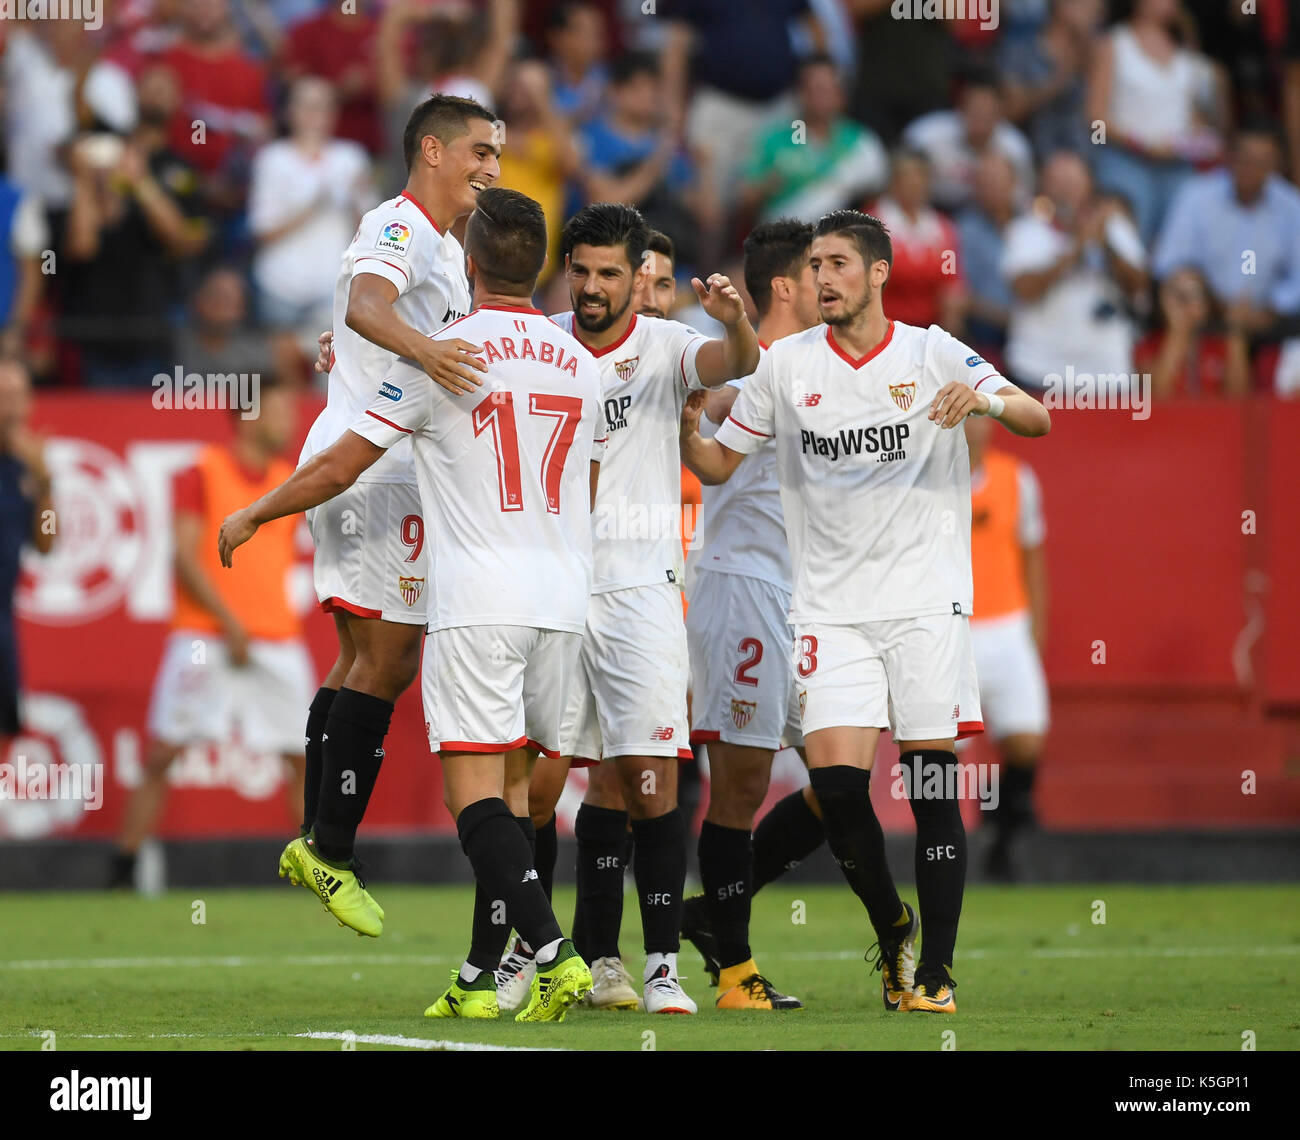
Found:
[281,9,381,155]
[868,196,965,329]
[163,41,268,174]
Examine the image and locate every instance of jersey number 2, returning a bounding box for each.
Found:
[472,392,583,514]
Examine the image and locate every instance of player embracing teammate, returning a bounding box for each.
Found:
[221,188,606,1022]
[280,94,501,937]
[681,210,1050,1013]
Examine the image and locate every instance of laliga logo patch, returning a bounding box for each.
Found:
[730,699,756,731]
[613,355,639,382]
[398,575,424,607]
[375,220,412,254]
[889,382,916,412]
[379,381,402,401]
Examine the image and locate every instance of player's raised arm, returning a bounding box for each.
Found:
[679,389,746,485]
[218,432,386,567]
[691,272,761,387]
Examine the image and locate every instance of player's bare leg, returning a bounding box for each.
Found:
[986,732,1043,881]
[805,725,919,1009]
[616,753,695,1013]
[897,737,965,1012]
[110,741,183,886]
[443,750,590,1021]
[308,614,421,867]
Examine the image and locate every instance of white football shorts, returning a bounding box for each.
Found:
[560,583,691,763]
[793,612,983,742]
[307,480,428,625]
[147,630,314,754]
[686,569,803,751]
[970,610,1050,738]
[424,624,583,758]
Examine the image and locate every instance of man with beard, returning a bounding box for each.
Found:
[495,203,758,1015]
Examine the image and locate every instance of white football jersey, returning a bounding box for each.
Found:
[715,320,1010,625]
[301,191,472,483]
[351,305,606,633]
[549,311,707,593]
[693,345,791,592]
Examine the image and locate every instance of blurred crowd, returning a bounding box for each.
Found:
[3,0,1300,396]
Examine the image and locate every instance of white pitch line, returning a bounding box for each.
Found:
[0,1030,565,1052]
[2,945,1297,972]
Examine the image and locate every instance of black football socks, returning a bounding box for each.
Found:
[808,765,905,938]
[301,686,337,835]
[467,815,536,972]
[630,809,687,954]
[573,804,629,962]
[698,820,753,969]
[901,750,967,975]
[458,798,561,957]
[752,788,825,892]
[535,812,558,902]
[312,687,391,864]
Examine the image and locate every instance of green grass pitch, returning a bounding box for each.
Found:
[2,883,1297,1051]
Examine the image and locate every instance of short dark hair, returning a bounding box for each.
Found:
[609,51,658,88]
[561,202,649,271]
[743,219,813,317]
[644,229,675,267]
[795,51,838,81]
[547,1,598,33]
[402,93,496,173]
[465,187,548,293]
[1234,114,1284,150]
[813,209,892,270]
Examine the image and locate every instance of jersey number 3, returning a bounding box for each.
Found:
[473,391,583,514]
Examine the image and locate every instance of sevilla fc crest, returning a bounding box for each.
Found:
[889,382,916,411]
[730,699,757,731]
[797,690,807,719]
[398,575,424,607]
[614,355,639,382]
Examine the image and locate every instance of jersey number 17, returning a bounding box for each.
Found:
[473,391,583,514]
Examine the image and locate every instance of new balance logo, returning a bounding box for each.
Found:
[650,726,674,741]
[522,868,539,883]
[796,393,822,406]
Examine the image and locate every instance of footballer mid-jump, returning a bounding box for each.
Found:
[680,209,1050,1013]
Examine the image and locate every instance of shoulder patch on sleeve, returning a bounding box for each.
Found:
[965,355,985,367]
[375,219,414,256]
[379,381,403,401]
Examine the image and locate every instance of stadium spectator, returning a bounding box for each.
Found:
[162,0,270,181]
[544,1,610,125]
[495,60,579,289]
[376,0,516,190]
[1152,120,1300,343]
[958,151,1021,357]
[2,21,136,213]
[580,53,712,272]
[902,71,1035,216]
[110,379,310,890]
[661,0,822,211]
[1134,267,1256,398]
[0,359,53,741]
[867,148,966,334]
[1085,0,1227,245]
[176,266,289,385]
[1001,150,1147,392]
[62,64,209,389]
[737,54,887,226]
[248,78,372,366]
[279,0,382,155]
[0,165,49,363]
[1000,0,1103,160]
[845,0,954,146]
